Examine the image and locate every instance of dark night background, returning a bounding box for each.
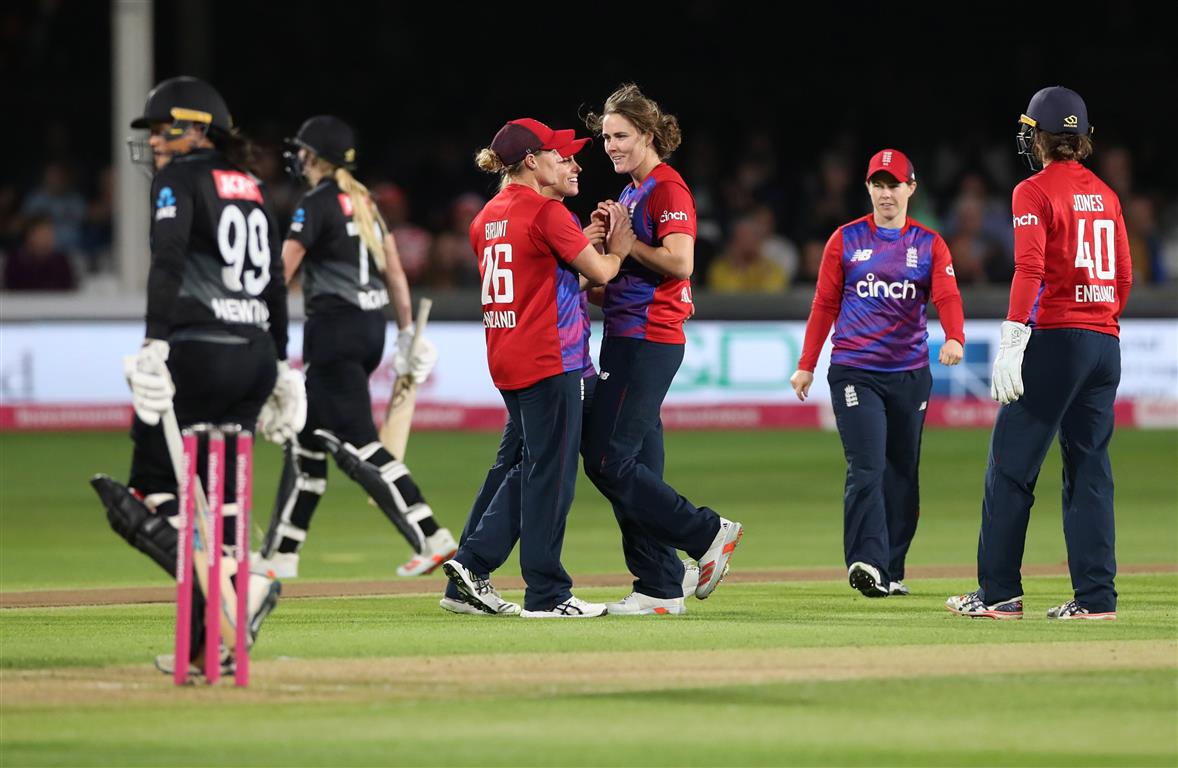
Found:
[3,0,1176,297]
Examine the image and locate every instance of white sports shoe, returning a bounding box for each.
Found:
[397,528,459,577]
[439,595,520,616]
[520,595,607,618]
[251,551,299,579]
[681,562,700,596]
[696,518,743,599]
[848,562,889,598]
[889,580,910,596]
[441,560,522,616]
[605,592,686,616]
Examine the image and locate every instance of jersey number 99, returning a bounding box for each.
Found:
[481,244,514,304]
[218,206,271,296]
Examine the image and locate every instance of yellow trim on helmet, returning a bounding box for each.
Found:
[170,107,213,124]
[1018,114,1037,128]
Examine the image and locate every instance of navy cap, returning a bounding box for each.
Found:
[490,118,574,165]
[291,115,357,169]
[1020,86,1090,135]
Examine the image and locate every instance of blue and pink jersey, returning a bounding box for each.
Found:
[562,210,596,377]
[469,184,590,390]
[799,215,964,373]
[603,163,696,344]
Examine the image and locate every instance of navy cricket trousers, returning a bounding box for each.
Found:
[978,328,1120,613]
[583,336,720,599]
[827,364,932,586]
[444,373,596,602]
[454,369,583,611]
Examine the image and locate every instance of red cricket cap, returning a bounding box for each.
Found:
[491,118,575,165]
[865,148,915,183]
[556,135,591,158]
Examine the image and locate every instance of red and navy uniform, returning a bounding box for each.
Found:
[1007,161,1132,333]
[603,163,696,342]
[444,208,598,605]
[456,183,589,611]
[471,184,590,391]
[798,215,964,585]
[979,160,1132,614]
[583,162,722,600]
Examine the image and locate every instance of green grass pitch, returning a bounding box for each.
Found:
[1,428,1175,766]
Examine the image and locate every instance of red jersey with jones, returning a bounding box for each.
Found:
[469,184,591,391]
[604,163,696,344]
[1008,160,1132,335]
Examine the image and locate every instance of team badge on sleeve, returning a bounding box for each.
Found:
[155,187,177,220]
[290,207,305,233]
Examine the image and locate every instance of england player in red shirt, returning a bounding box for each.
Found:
[442,118,634,618]
[583,84,744,616]
[790,149,965,599]
[947,86,1132,621]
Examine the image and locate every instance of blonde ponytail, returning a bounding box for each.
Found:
[335,167,388,272]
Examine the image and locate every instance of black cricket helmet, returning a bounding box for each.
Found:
[1016,85,1093,171]
[284,115,357,181]
[128,76,233,166]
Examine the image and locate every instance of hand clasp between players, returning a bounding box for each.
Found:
[259,360,307,444]
[991,321,1031,405]
[394,327,438,385]
[123,339,174,426]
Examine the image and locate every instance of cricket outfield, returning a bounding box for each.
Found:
[2,429,1175,766]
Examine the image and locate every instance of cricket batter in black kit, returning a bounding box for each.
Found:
[252,115,454,580]
[90,76,294,673]
[948,86,1132,621]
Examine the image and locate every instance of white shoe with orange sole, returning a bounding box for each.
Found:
[397,528,458,577]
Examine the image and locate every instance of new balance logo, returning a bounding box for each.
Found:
[850,249,873,262]
[1012,213,1040,227]
[844,385,859,407]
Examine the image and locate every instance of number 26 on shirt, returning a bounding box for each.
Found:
[481,244,514,304]
[1074,218,1115,280]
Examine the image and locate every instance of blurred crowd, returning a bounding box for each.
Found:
[3,134,1175,295]
[4,1,1176,296]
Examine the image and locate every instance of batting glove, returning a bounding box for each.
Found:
[991,321,1031,404]
[393,327,414,378]
[408,334,437,384]
[394,328,437,384]
[259,361,307,444]
[123,339,174,426]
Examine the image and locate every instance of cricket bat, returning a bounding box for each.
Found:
[160,408,239,643]
[379,297,432,460]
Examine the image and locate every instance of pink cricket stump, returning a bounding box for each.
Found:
[235,431,253,686]
[175,432,197,686]
[205,430,225,684]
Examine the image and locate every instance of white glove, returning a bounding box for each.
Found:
[258,360,307,444]
[394,328,438,385]
[991,321,1032,404]
[123,339,173,426]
